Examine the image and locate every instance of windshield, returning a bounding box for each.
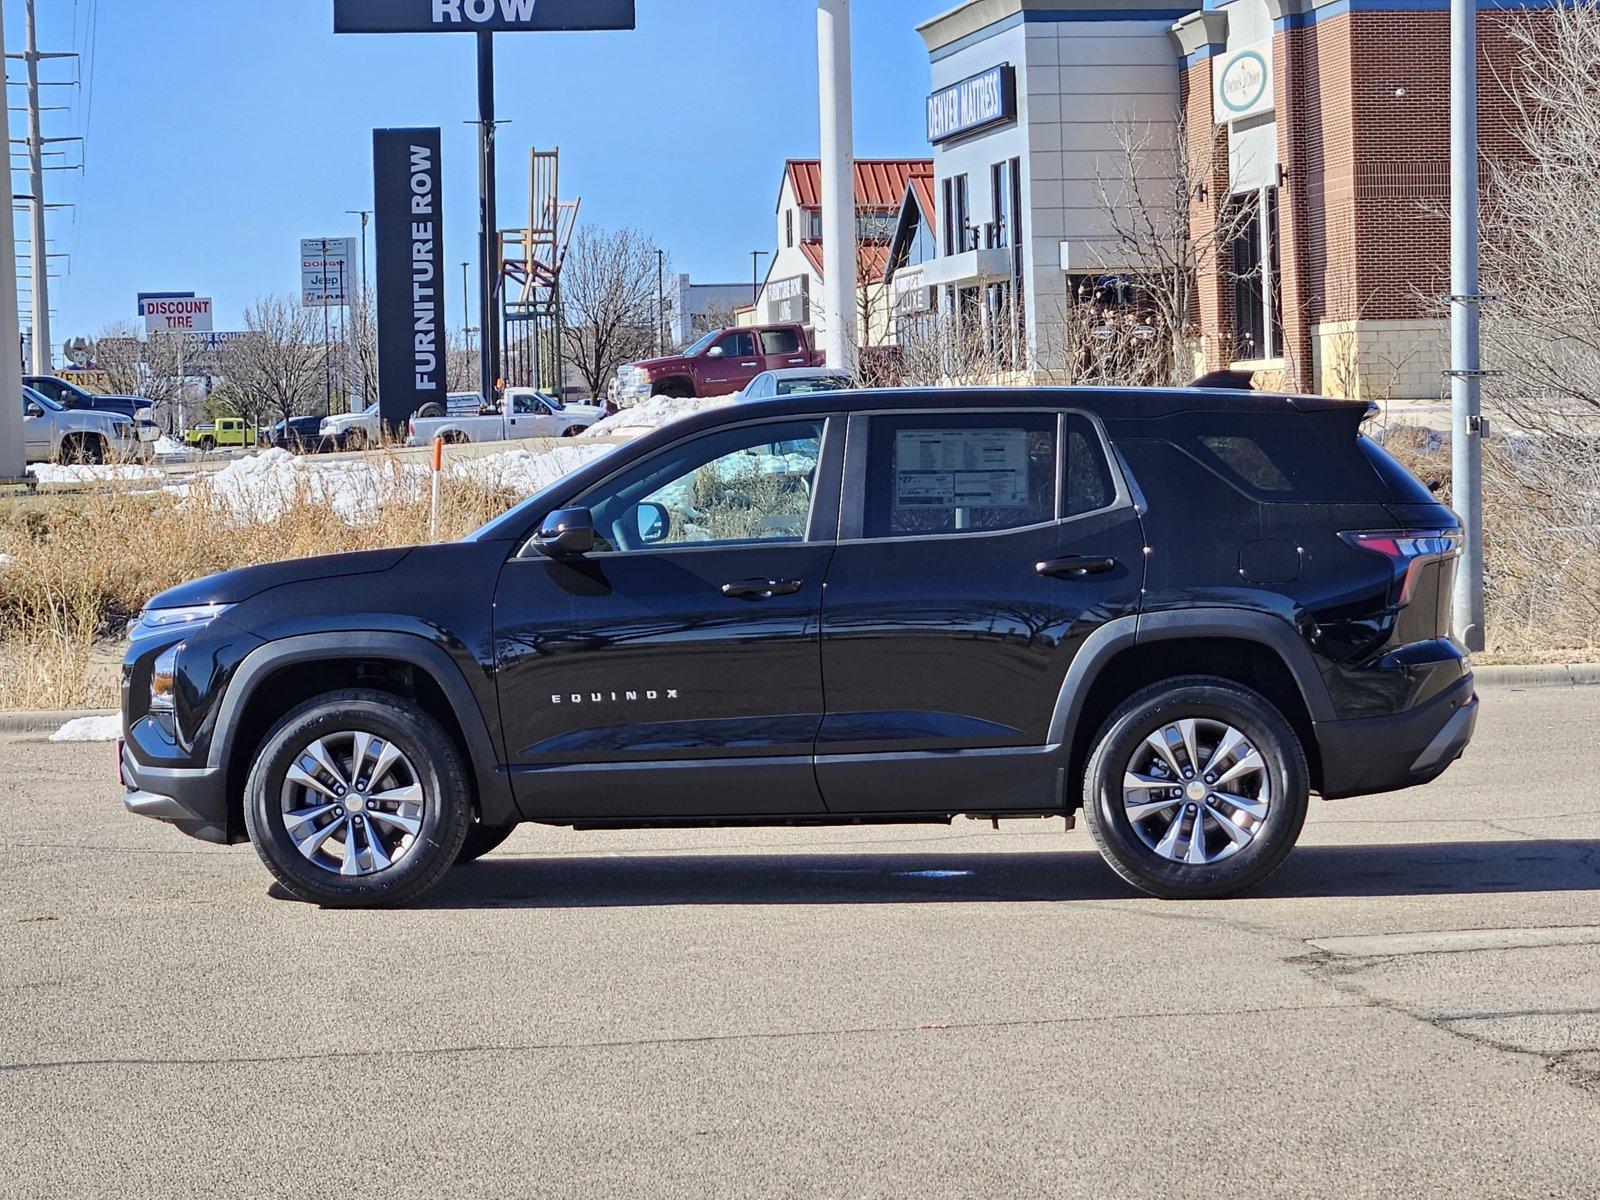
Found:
[680,331,719,357]
[24,386,63,412]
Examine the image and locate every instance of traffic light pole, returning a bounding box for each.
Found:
[476,31,501,406]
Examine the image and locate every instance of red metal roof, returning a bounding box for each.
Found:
[785,158,933,211]
[800,240,892,283]
[908,167,936,225]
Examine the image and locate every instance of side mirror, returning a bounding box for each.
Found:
[535,507,597,557]
[706,345,726,358]
[635,501,670,545]
[23,401,42,419]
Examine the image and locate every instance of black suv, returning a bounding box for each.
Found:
[119,388,1476,907]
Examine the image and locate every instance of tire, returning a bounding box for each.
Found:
[242,689,473,907]
[1081,676,1309,900]
[61,435,105,465]
[197,436,217,453]
[415,402,445,420]
[343,428,368,452]
[654,380,693,399]
[561,425,584,438]
[455,821,516,865]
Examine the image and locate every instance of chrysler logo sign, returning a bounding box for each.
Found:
[927,65,1017,145]
[334,0,636,34]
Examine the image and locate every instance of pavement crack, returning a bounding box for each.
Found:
[0,1000,1366,1075]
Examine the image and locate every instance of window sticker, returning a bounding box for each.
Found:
[894,428,1030,509]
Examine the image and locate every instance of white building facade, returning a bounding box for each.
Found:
[913,0,1183,373]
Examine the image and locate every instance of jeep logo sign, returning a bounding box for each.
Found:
[334,0,635,33]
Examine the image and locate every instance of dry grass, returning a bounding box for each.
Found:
[0,465,526,710]
[1,430,1594,711]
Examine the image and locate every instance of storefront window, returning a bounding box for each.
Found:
[1230,186,1283,362]
[942,174,971,256]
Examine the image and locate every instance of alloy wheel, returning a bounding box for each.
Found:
[1121,717,1272,866]
[278,731,427,877]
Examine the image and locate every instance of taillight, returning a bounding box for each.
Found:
[1341,530,1462,605]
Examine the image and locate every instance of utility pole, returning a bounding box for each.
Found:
[476,32,501,406]
[817,0,859,374]
[23,0,54,375]
[657,248,665,355]
[461,259,478,387]
[0,4,26,480]
[1449,0,1486,652]
[345,208,372,294]
[346,209,372,411]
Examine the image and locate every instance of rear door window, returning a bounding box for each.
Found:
[864,412,1057,538]
[760,328,802,356]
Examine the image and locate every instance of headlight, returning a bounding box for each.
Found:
[150,644,179,714]
[130,602,232,642]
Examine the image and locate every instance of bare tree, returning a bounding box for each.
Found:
[561,224,663,398]
[219,296,329,430]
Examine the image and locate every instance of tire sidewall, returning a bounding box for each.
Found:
[1087,682,1308,898]
[244,696,469,906]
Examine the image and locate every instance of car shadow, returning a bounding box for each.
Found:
[411,838,1600,909]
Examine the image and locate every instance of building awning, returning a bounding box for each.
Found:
[919,246,1015,288]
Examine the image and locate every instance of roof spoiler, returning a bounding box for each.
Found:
[1188,369,1255,391]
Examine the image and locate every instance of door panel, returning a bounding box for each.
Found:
[492,414,841,821]
[816,410,1145,813]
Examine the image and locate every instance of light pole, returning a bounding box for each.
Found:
[657,248,666,354]
[345,208,372,295]
[1449,0,1485,651]
[0,8,26,480]
[817,0,859,373]
[461,260,478,391]
[751,250,770,307]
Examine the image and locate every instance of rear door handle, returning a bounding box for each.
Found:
[722,578,804,600]
[1036,555,1118,579]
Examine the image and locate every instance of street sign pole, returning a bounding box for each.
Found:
[477,31,500,407]
[1449,0,1486,652]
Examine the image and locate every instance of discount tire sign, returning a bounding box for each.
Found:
[334,0,634,33]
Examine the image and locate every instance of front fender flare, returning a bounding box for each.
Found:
[209,631,516,826]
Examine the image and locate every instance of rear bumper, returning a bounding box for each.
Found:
[119,740,235,844]
[1315,672,1478,799]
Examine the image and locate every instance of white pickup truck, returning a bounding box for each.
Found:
[406,389,604,446]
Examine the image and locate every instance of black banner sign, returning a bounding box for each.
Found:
[374,128,446,429]
[335,0,635,33]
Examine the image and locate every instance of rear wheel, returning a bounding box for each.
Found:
[197,435,217,453]
[242,689,473,907]
[561,425,584,438]
[1081,677,1309,900]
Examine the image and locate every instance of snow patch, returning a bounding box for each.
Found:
[28,463,163,485]
[583,395,733,438]
[50,714,122,743]
[154,436,195,457]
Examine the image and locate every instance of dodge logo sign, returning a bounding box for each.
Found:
[334,0,636,34]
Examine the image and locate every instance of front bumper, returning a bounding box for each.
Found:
[120,739,234,844]
[1315,672,1479,798]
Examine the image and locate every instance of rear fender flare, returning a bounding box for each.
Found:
[1048,608,1335,761]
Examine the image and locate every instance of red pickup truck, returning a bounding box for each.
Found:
[617,323,824,403]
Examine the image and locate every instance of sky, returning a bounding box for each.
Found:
[4,0,936,351]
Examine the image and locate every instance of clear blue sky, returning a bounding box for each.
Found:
[4,0,934,347]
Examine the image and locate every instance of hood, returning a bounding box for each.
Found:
[632,354,691,375]
[147,547,412,609]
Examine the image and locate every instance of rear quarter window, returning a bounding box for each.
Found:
[1172,412,1374,503]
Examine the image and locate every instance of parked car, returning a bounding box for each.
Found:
[617,323,824,405]
[25,374,161,451]
[264,416,331,454]
[739,368,853,401]
[119,384,1476,908]
[320,403,382,451]
[22,386,147,464]
[406,389,604,446]
[184,418,260,453]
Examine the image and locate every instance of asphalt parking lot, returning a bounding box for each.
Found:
[3,685,1598,1199]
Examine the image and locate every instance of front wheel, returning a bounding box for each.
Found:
[343,428,368,452]
[1081,677,1309,900]
[242,689,473,907]
[197,436,217,453]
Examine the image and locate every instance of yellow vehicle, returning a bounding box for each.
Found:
[184,417,261,452]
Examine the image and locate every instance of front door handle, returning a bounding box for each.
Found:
[722,578,804,600]
[1036,555,1118,579]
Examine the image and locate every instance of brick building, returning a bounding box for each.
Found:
[910,0,1541,406]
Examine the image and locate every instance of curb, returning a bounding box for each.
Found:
[0,709,115,735]
[1474,663,1600,690]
